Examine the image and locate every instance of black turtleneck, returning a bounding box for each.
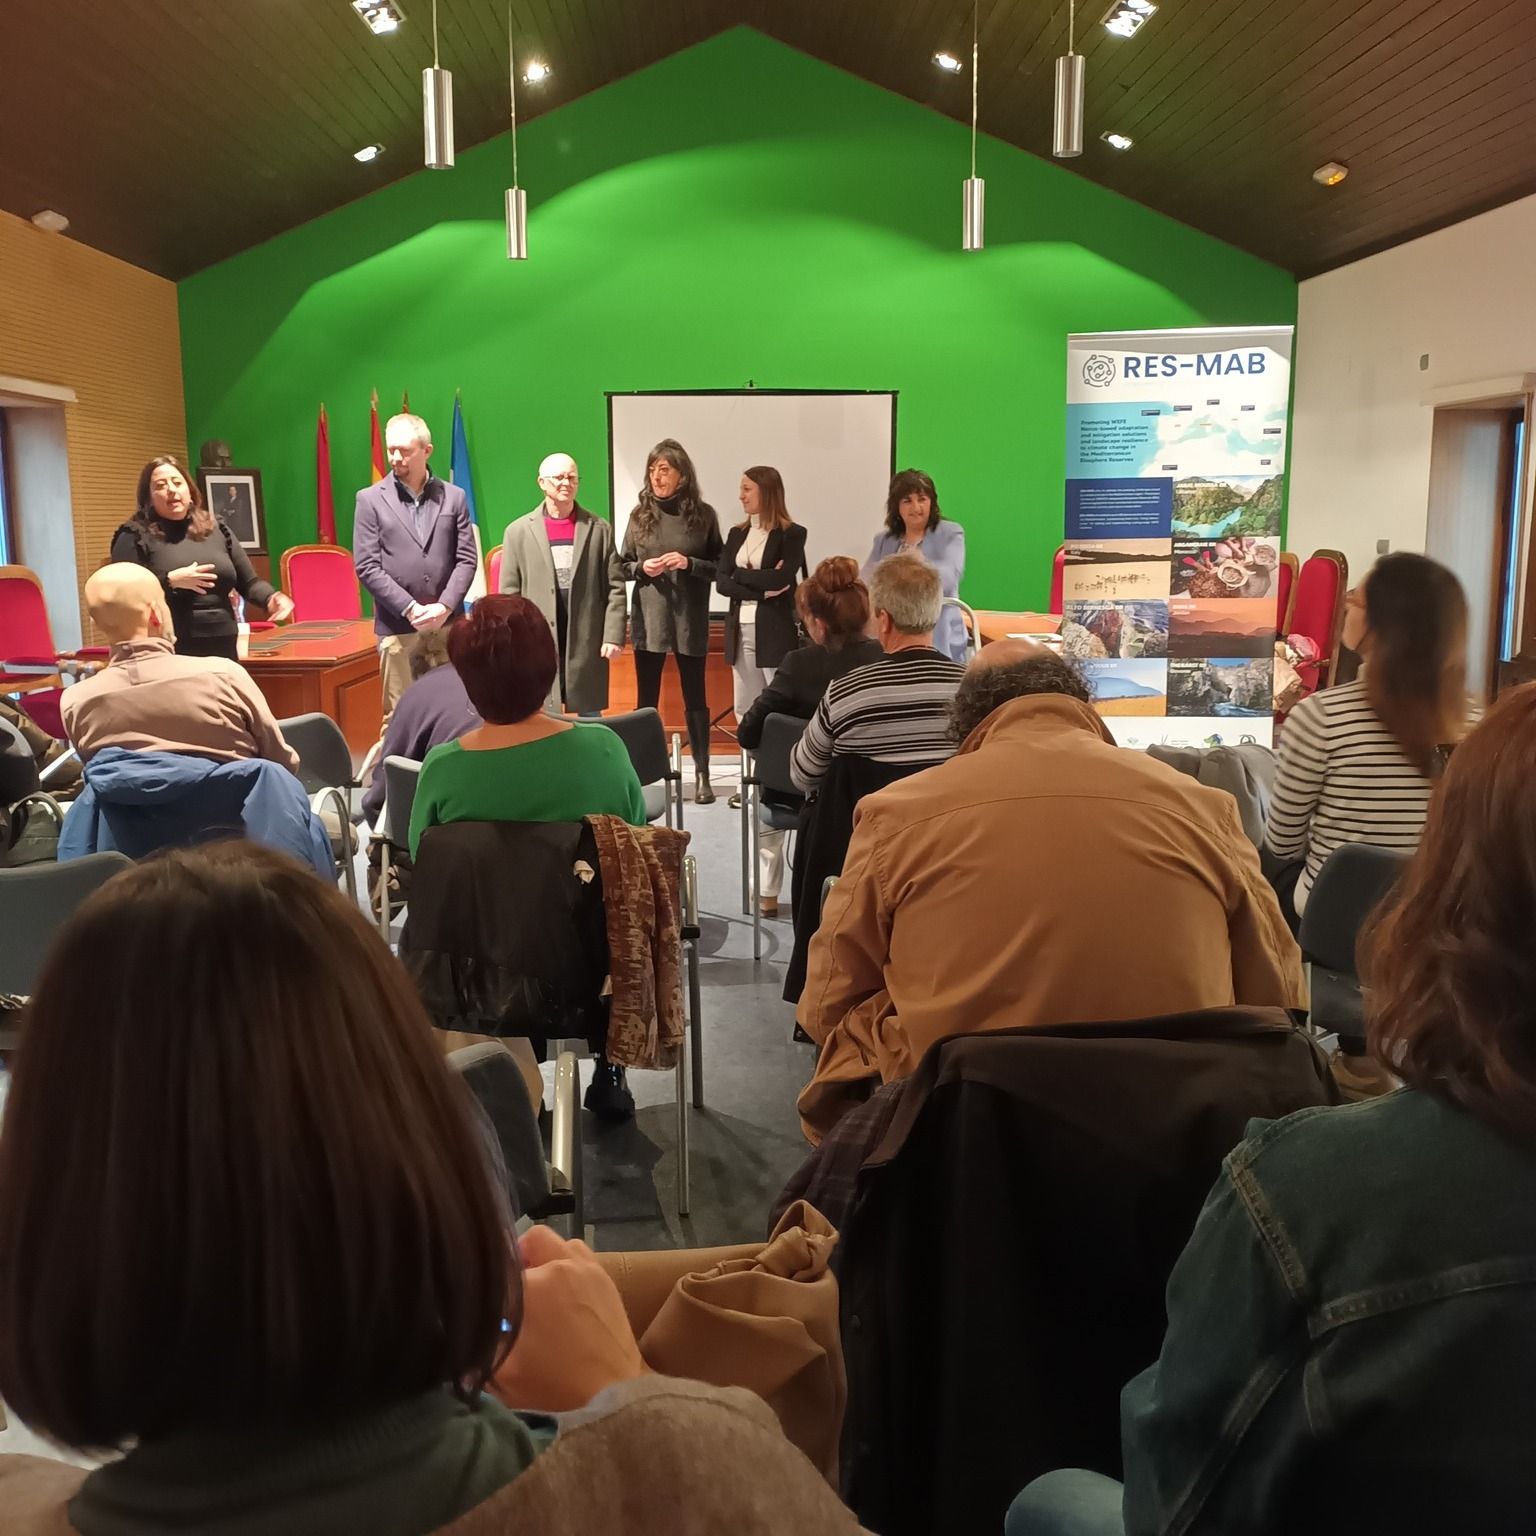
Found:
[109,514,275,649]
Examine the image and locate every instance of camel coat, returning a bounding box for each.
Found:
[796,693,1307,1141]
[499,505,626,714]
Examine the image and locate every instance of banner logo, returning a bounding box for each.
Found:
[1082,353,1116,388]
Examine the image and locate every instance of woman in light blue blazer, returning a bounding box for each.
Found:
[861,469,968,662]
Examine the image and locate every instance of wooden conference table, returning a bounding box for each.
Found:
[243,620,382,756]
[974,611,1061,646]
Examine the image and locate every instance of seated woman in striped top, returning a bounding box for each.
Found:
[1265,552,1474,921]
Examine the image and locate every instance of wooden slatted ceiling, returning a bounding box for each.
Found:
[4,0,1536,280]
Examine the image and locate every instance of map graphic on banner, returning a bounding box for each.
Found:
[1064,326,1293,748]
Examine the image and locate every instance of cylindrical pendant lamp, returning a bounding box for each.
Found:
[506,187,528,260]
[1053,52,1085,158]
[962,178,985,252]
[424,66,455,168]
[423,0,454,169]
[961,6,984,251]
[504,6,528,260]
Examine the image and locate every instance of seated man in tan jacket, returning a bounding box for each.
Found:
[796,642,1306,1143]
[60,563,299,772]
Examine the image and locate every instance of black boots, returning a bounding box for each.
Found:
[584,1056,635,1121]
[686,709,715,804]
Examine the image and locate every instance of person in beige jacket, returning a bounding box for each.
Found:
[60,563,298,771]
[796,643,1306,1142]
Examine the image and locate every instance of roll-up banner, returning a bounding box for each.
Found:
[1064,326,1293,749]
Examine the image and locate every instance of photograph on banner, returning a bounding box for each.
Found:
[1167,657,1273,718]
[1171,536,1280,599]
[1168,597,1273,657]
[1060,599,1169,660]
[1170,474,1284,539]
[1081,659,1168,716]
[1061,539,1171,604]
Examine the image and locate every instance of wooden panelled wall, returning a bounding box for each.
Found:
[0,209,187,634]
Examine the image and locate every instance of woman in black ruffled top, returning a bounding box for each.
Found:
[110,455,294,661]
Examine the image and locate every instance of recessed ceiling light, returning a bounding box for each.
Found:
[351,1,404,36]
[1103,0,1157,38]
[354,143,384,163]
[30,209,69,233]
[522,60,551,83]
[1312,161,1349,187]
[933,51,963,72]
[1101,131,1134,150]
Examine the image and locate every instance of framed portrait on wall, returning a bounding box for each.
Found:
[198,468,266,552]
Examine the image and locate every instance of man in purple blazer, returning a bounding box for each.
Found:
[353,413,480,721]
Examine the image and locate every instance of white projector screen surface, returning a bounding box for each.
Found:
[608,391,896,612]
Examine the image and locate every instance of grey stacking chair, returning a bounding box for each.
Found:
[740,712,808,961]
[276,711,360,905]
[600,708,685,829]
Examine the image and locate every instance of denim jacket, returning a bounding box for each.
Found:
[1121,1089,1536,1535]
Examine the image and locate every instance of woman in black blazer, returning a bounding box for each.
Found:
[733,555,881,916]
[716,467,808,722]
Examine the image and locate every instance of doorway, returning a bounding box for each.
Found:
[1425,396,1531,697]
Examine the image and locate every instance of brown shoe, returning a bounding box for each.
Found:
[759,897,779,918]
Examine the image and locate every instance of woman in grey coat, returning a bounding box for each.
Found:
[499,452,627,716]
[618,439,725,802]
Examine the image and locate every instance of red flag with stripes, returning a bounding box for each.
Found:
[316,403,336,544]
[369,389,387,484]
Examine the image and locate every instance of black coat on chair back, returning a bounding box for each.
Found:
[834,1009,1339,1536]
[400,819,610,1050]
[782,753,923,1004]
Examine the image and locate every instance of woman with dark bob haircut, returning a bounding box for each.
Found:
[0,846,866,1533]
[861,468,967,664]
[111,455,295,660]
[408,593,645,859]
[1008,685,1536,1536]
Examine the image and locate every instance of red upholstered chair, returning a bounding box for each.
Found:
[488,545,502,595]
[279,545,362,622]
[1049,545,1067,616]
[1276,551,1299,634]
[1288,550,1349,698]
[0,564,101,740]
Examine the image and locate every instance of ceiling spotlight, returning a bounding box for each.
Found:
[933,51,963,72]
[354,143,384,162]
[352,1,405,35]
[1103,0,1156,37]
[522,60,551,83]
[30,209,69,233]
[1313,161,1349,187]
[1101,131,1134,150]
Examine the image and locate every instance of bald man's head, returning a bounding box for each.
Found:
[949,641,1092,746]
[86,563,174,644]
[969,637,1053,673]
[537,453,579,512]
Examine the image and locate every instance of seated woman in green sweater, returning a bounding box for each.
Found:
[409,593,646,859]
[0,845,863,1536]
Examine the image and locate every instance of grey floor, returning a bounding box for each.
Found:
[565,755,818,1253]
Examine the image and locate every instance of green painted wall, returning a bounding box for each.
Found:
[179,27,1296,611]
